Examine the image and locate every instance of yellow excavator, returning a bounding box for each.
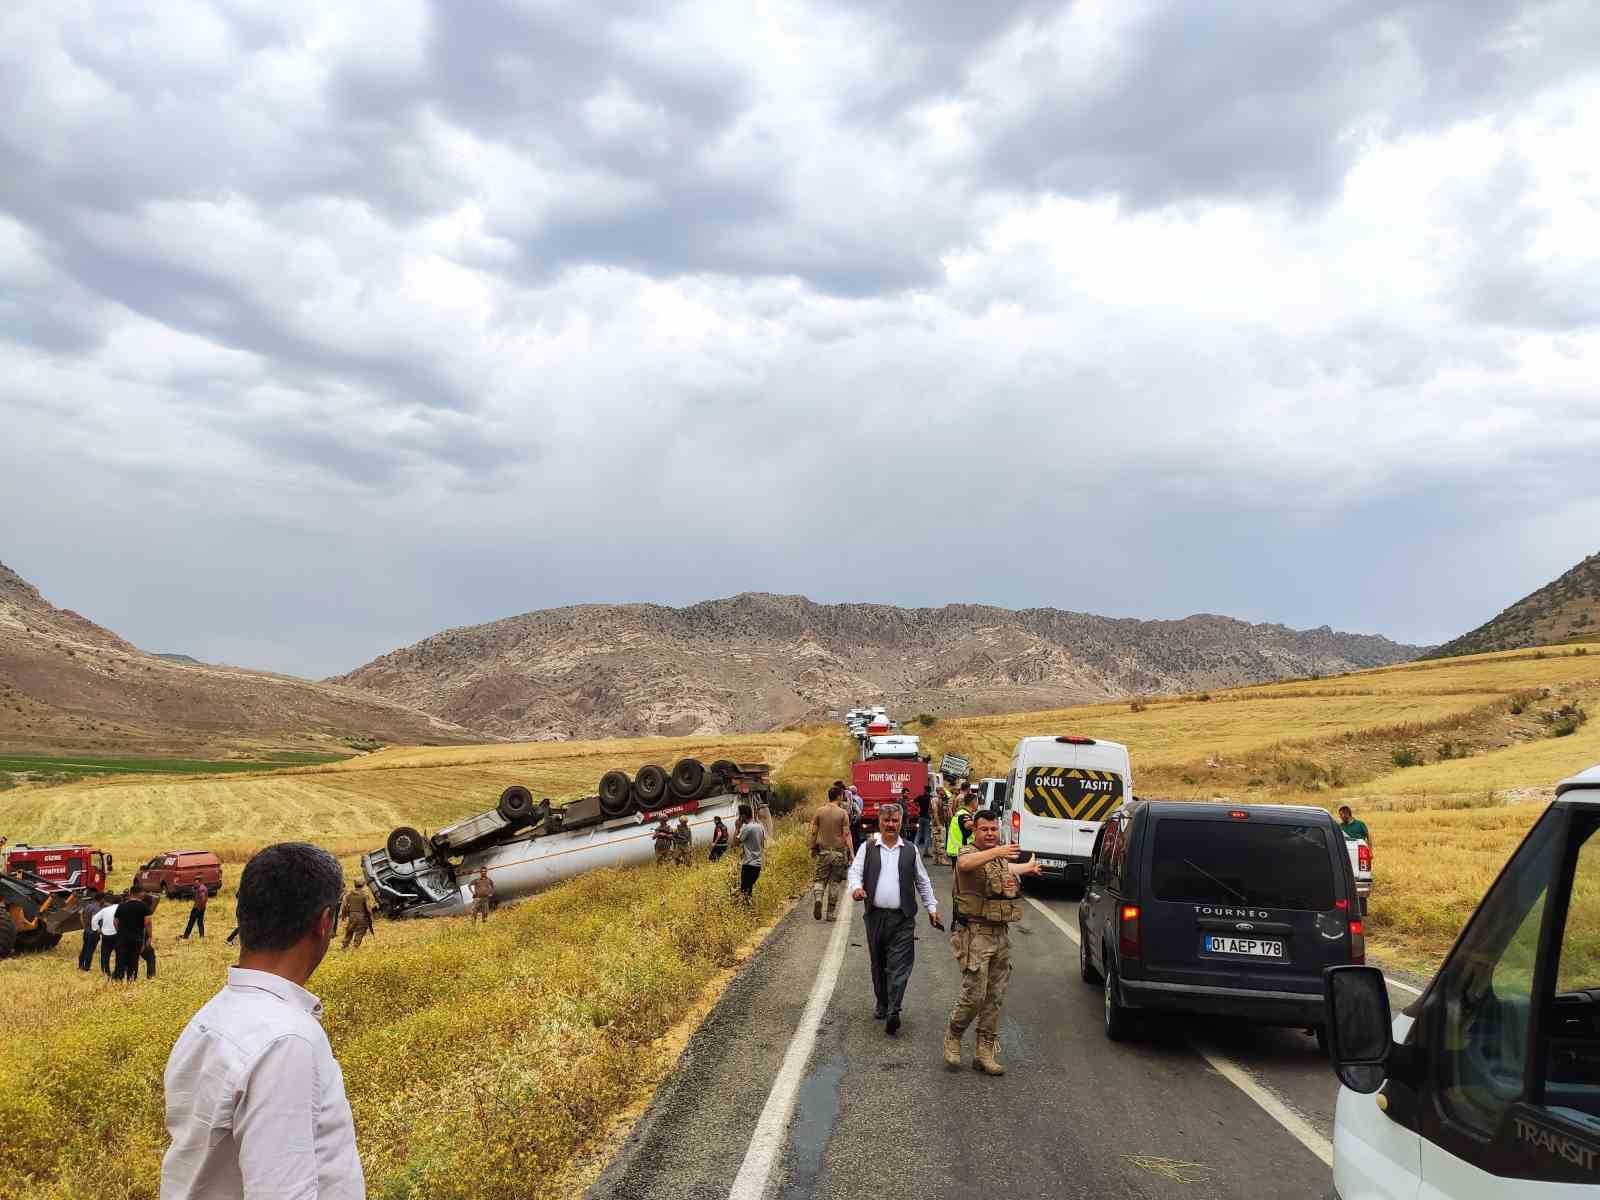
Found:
[0,869,84,957]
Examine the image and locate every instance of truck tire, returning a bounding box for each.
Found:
[599,771,634,817]
[669,758,706,800]
[15,926,62,952]
[1104,957,1136,1042]
[386,826,426,864]
[497,786,535,824]
[634,765,669,809]
[0,909,15,958]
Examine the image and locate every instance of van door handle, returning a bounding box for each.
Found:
[1079,826,1096,833]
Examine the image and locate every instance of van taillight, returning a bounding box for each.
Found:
[1119,904,1141,960]
[1056,735,1096,745]
[1349,919,1365,964]
[1358,844,1371,871]
[1011,810,1020,840]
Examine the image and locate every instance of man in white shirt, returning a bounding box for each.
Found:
[90,895,119,975]
[160,842,364,1200]
[848,802,942,1036]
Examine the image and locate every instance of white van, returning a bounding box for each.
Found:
[1000,735,1131,887]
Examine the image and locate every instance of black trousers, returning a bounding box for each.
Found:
[115,941,156,980]
[182,908,206,938]
[79,928,99,971]
[739,864,761,898]
[863,907,917,1015]
[100,932,116,974]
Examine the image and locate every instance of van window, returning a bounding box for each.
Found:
[1434,811,1565,1137]
[1149,819,1335,910]
[1545,817,1600,1123]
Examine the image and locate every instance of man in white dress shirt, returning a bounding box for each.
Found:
[160,842,365,1200]
[848,802,942,1036]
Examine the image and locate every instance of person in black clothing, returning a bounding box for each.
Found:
[114,885,156,981]
[708,815,730,862]
[77,890,103,971]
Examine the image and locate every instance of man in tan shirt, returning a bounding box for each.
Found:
[810,786,855,922]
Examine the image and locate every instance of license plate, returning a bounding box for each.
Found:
[1202,935,1284,958]
[1034,856,1062,867]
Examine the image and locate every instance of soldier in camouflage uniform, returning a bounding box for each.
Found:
[672,816,693,866]
[653,817,674,865]
[469,867,495,923]
[809,786,855,921]
[340,880,376,950]
[945,809,1041,1075]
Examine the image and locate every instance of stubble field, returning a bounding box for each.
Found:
[4,644,1598,1197]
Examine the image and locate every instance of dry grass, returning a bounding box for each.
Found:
[0,731,834,1200]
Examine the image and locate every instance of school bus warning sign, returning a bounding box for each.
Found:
[1023,766,1123,823]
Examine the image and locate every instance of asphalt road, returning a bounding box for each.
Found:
[589,862,1421,1200]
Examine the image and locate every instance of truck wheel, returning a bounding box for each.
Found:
[386,826,426,864]
[0,909,15,958]
[635,765,669,809]
[599,771,634,817]
[1104,958,1135,1042]
[497,786,535,823]
[670,758,706,799]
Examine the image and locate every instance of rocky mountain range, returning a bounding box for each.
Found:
[0,561,477,755]
[332,593,1425,740]
[1429,551,1600,658]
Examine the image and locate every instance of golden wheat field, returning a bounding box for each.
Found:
[3,644,1598,1197]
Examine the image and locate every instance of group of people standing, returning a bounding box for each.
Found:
[810,777,1037,1074]
[653,801,772,902]
[76,883,160,980]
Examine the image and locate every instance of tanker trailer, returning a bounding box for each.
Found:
[361,759,770,918]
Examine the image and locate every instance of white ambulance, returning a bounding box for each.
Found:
[999,735,1131,887]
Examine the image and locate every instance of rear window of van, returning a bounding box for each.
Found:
[1150,819,1335,911]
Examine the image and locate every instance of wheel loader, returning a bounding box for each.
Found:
[0,869,84,957]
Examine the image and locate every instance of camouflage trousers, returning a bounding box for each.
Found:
[673,843,691,866]
[471,897,492,922]
[948,922,1012,1037]
[811,848,849,916]
[341,920,370,950]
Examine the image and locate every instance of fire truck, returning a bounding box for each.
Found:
[850,733,929,835]
[3,844,111,893]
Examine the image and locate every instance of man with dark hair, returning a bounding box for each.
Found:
[470,867,495,923]
[77,889,103,971]
[737,801,766,902]
[708,814,730,861]
[945,809,1041,1075]
[848,803,942,1036]
[113,884,154,981]
[161,842,363,1200]
[180,880,209,940]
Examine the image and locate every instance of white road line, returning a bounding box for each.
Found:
[1025,895,1338,1167]
[1385,975,1423,997]
[1193,1044,1334,1167]
[728,908,851,1200]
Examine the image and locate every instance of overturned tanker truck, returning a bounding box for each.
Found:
[362,757,770,918]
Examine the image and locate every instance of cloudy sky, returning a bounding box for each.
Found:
[4,0,1599,678]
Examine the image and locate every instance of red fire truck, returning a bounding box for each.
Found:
[850,757,929,834]
[3,844,111,893]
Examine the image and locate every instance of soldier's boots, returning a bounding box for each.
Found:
[943,1025,963,1068]
[974,1033,1006,1076]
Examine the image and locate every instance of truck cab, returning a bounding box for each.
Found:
[1324,764,1600,1198]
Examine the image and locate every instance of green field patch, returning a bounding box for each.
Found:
[0,752,347,779]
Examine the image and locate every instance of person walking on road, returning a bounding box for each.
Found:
[672,816,693,866]
[340,880,376,949]
[848,803,942,1036]
[160,842,364,1200]
[810,786,855,922]
[737,802,766,903]
[180,881,209,940]
[914,785,934,858]
[945,810,1041,1075]
[708,815,730,862]
[1337,805,1371,846]
[845,783,864,852]
[114,884,155,981]
[469,867,495,923]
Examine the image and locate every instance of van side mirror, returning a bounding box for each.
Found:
[1324,965,1393,1093]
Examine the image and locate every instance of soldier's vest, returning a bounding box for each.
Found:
[953,846,1021,924]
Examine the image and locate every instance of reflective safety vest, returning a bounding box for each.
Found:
[952,846,1021,924]
[946,807,975,858]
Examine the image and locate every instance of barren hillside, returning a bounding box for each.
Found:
[0,561,479,755]
[332,592,1423,739]
[1430,551,1600,658]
